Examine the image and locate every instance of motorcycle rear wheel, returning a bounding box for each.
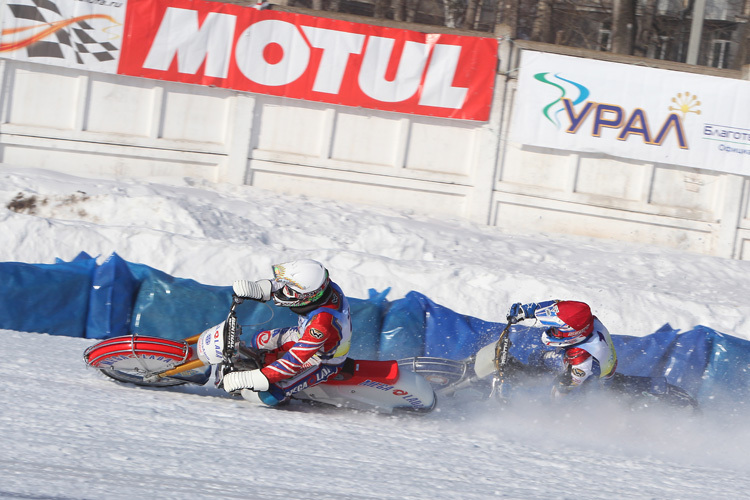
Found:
[609,374,701,414]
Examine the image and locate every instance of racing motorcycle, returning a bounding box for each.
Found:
[83,296,437,414]
[397,320,701,414]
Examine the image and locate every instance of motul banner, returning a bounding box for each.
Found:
[116,0,497,121]
[0,0,496,119]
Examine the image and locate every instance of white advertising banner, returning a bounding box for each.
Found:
[511,51,750,176]
[0,0,126,73]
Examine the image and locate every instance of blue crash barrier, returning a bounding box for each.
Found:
[379,290,504,360]
[86,252,137,338]
[0,252,748,406]
[0,251,95,337]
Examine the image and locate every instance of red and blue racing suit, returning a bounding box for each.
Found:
[248,282,352,401]
[534,317,618,397]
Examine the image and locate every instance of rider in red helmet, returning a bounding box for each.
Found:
[507,300,617,398]
[221,259,352,406]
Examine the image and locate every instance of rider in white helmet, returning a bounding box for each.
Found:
[222,259,352,406]
[507,300,617,398]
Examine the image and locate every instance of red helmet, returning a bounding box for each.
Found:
[539,301,594,347]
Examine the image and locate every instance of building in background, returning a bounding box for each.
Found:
[270,0,750,70]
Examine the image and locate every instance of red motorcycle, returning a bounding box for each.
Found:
[84,296,437,414]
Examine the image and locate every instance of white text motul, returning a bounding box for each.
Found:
[142,8,468,108]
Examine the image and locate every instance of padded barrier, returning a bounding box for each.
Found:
[86,253,137,339]
[0,251,95,337]
[1,252,749,405]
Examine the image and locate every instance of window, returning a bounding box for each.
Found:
[709,29,733,69]
[599,21,612,51]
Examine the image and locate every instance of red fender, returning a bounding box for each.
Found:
[84,335,192,368]
[325,359,400,386]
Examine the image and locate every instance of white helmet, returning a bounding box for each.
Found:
[271,259,330,307]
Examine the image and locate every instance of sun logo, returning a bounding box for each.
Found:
[668,92,701,120]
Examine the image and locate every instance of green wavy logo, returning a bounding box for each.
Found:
[534,72,590,128]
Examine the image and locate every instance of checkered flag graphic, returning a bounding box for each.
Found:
[5,0,119,65]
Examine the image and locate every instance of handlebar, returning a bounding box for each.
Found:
[222,294,243,364]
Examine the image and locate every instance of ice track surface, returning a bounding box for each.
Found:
[1,331,749,500]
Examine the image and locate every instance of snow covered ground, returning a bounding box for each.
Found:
[1,166,750,499]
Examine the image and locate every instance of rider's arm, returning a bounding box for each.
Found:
[564,348,596,387]
[508,300,558,322]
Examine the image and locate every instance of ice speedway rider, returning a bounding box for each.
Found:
[506,300,618,398]
[221,259,352,406]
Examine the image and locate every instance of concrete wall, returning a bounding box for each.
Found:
[1,26,749,260]
[495,41,750,261]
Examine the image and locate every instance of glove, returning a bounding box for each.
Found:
[551,366,574,399]
[506,302,538,324]
[233,279,272,301]
[222,369,270,393]
[556,366,573,387]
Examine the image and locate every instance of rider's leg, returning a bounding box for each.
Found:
[238,364,342,407]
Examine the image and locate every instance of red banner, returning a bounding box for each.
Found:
[118,0,497,121]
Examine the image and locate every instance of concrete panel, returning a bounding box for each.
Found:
[251,164,467,218]
[86,76,156,137]
[256,101,328,157]
[161,86,232,145]
[648,165,721,214]
[492,195,713,254]
[405,120,474,176]
[0,136,220,180]
[740,235,750,261]
[500,144,573,191]
[7,66,79,130]
[576,155,649,201]
[330,110,402,166]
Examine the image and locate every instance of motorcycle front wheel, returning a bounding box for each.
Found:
[84,335,198,387]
